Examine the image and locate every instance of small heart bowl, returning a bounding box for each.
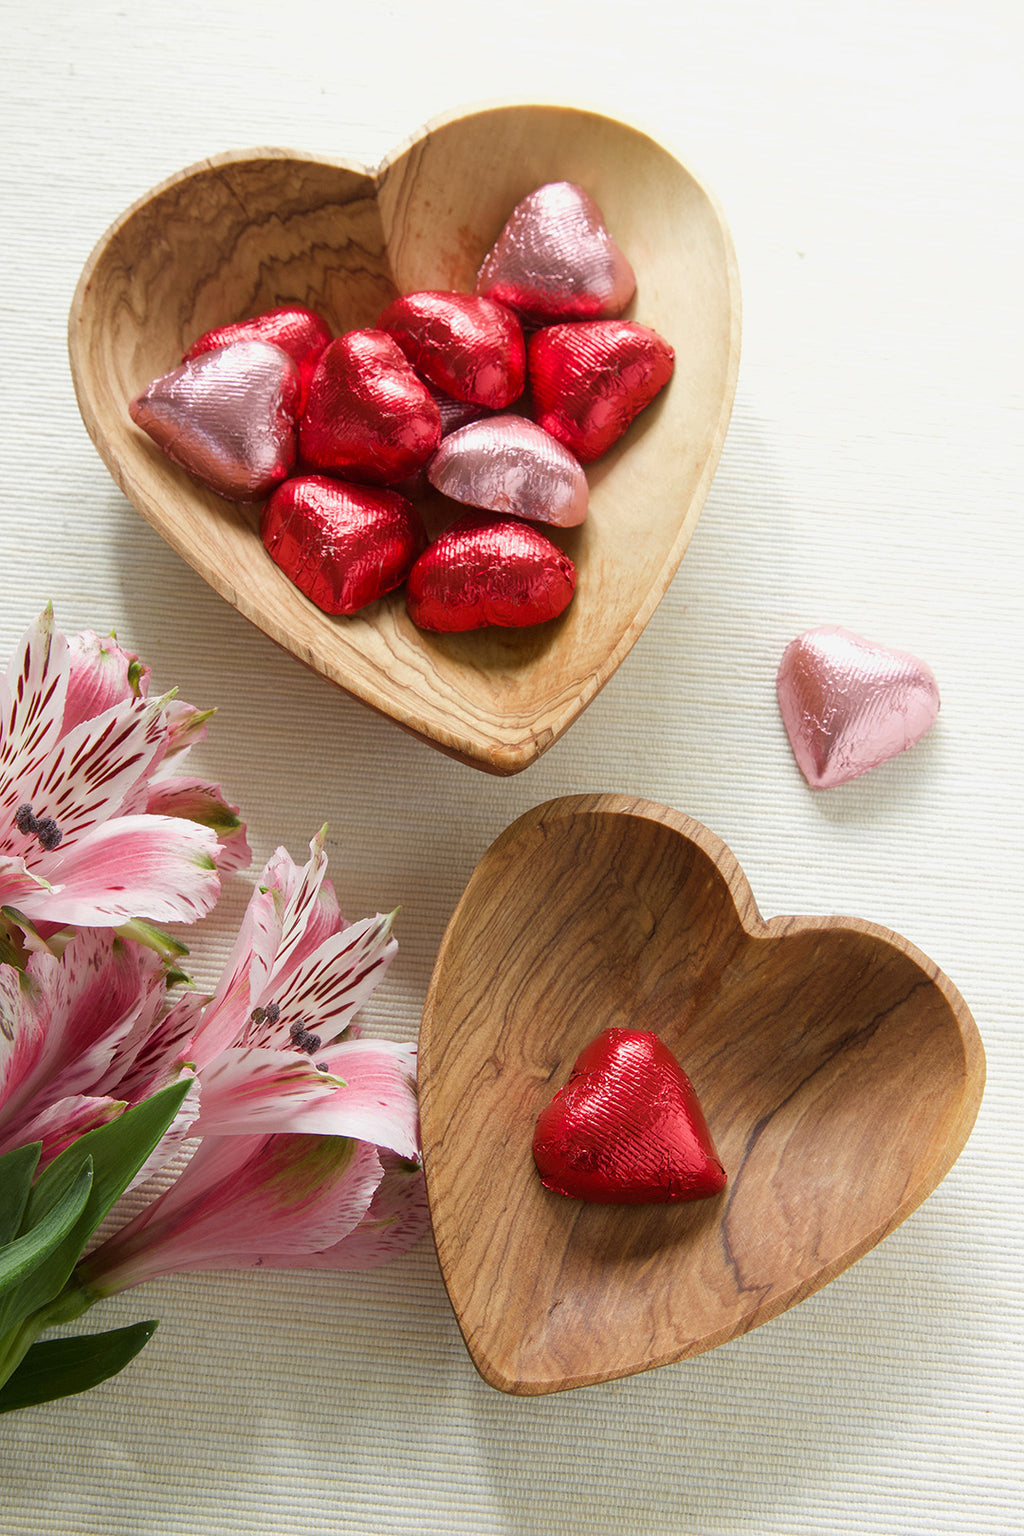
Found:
[418,796,985,1393]
[68,104,740,774]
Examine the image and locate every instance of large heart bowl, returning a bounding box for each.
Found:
[68,104,740,774]
[419,796,985,1393]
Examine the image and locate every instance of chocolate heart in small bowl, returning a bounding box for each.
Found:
[418,795,984,1394]
[68,105,740,774]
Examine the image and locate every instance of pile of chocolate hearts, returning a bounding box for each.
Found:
[130,182,674,633]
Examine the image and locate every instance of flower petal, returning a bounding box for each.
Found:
[61,630,150,733]
[0,854,49,912]
[0,931,166,1142]
[191,1039,419,1159]
[189,1047,339,1136]
[253,912,397,1049]
[265,831,345,980]
[81,1133,384,1292]
[266,1151,430,1270]
[144,775,251,874]
[8,1093,125,1165]
[12,694,168,849]
[21,814,222,927]
[270,1038,420,1158]
[0,610,69,807]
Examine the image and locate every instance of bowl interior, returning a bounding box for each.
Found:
[418,796,985,1392]
[69,106,741,773]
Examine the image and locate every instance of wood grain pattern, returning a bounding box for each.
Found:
[67,105,741,773]
[418,795,985,1394]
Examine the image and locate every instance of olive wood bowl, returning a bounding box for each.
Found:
[68,104,740,774]
[418,795,985,1394]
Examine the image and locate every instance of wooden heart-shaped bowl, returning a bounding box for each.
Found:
[68,105,740,774]
[419,795,985,1394]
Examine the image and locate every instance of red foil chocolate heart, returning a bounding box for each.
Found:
[129,339,301,500]
[261,474,426,615]
[529,320,675,463]
[533,1028,726,1204]
[299,329,442,484]
[406,513,576,632]
[377,291,526,410]
[475,181,636,325]
[427,415,589,528]
[183,305,332,411]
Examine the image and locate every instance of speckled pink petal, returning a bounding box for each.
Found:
[129,340,300,501]
[475,182,636,325]
[427,415,589,528]
[777,627,940,788]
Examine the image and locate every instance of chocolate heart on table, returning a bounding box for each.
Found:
[406,513,576,632]
[70,105,741,773]
[533,1028,727,1203]
[129,339,301,501]
[777,627,941,788]
[261,475,426,616]
[183,304,331,412]
[376,291,526,409]
[529,320,675,463]
[419,796,984,1393]
[299,329,441,484]
[475,181,636,324]
[427,415,589,527]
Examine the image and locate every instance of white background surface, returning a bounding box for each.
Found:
[2,2,1021,1532]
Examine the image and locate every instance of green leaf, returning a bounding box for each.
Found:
[0,1144,42,1246]
[0,1320,158,1413]
[0,1080,190,1341]
[0,1158,92,1298]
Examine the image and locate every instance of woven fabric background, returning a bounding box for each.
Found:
[1,2,1021,1532]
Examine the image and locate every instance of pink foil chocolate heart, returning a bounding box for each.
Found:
[533,1028,727,1205]
[475,181,636,325]
[129,339,301,501]
[183,305,332,412]
[777,626,940,788]
[427,415,589,528]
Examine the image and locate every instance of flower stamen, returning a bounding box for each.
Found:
[14,803,64,851]
[290,1023,323,1056]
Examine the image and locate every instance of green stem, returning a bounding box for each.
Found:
[0,1280,99,1390]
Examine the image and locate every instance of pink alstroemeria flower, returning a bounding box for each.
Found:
[186,829,414,1148]
[0,929,199,1166]
[0,608,249,932]
[77,832,428,1288]
[78,1131,427,1294]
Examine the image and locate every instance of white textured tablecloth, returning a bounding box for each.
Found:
[2,2,1021,1532]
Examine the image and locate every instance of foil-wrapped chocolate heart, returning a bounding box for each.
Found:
[427,415,589,527]
[129,339,301,501]
[475,181,636,324]
[299,329,441,485]
[529,320,675,463]
[776,626,940,788]
[406,513,576,632]
[377,291,525,409]
[183,304,332,411]
[261,475,426,615]
[533,1028,726,1204]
